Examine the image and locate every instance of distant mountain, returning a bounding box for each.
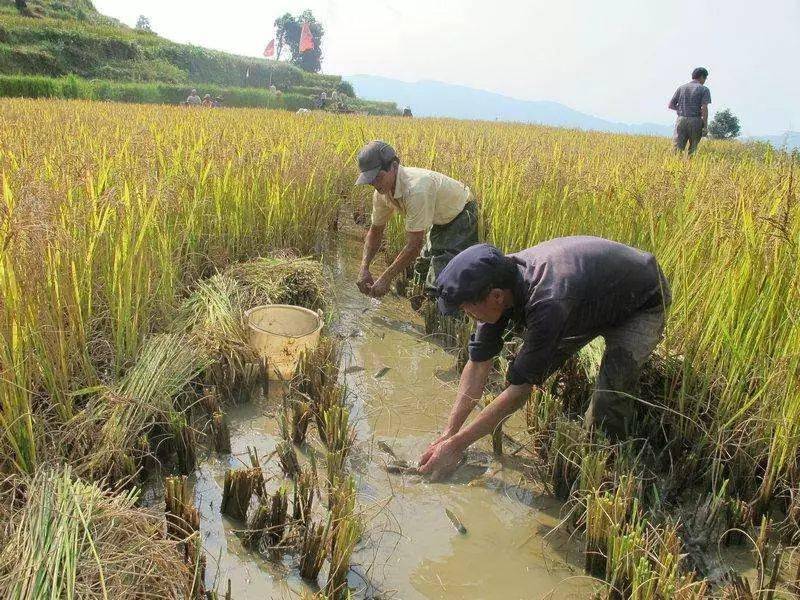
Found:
[345,75,673,136]
[747,132,800,151]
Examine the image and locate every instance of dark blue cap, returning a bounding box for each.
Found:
[436,244,508,315]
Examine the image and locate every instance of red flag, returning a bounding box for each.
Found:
[299,21,315,52]
[263,39,275,57]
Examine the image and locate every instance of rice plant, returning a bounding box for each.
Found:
[243,487,288,552]
[326,476,361,600]
[220,467,263,522]
[164,475,200,542]
[0,467,193,599]
[298,520,328,582]
[1,97,800,597]
[73,333,210,483]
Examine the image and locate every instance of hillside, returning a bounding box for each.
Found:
[346,74,674,136]
[0,0,398,113]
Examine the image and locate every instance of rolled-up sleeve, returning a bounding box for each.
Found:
[702,87,711,105]
[468,313,511,363]
[506,301,571,386]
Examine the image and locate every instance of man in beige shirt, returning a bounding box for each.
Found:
[354,140,479,298]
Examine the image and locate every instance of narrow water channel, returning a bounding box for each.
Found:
[194,236,597,599]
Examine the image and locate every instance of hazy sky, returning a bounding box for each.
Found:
[95,0,799,135]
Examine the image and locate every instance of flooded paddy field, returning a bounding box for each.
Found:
[3,100,799,600]
[191,240,596,598]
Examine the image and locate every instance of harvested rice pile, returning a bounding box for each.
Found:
[0,468,194,600]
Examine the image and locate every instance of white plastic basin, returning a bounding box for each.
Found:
[245,304,323,381]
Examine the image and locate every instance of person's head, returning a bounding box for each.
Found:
[191,89,197,95]
[436,244,518,323]
[691,67,708,84]
[355,141,400,195]
[204,94,211,100]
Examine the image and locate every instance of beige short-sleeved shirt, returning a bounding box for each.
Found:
[371,166,471,232]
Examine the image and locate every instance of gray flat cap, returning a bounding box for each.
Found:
[355,140,397,185]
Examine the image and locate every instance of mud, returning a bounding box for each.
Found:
[192,238,597,599]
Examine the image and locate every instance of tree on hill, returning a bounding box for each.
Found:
[135,15,153,32]
[709,109,741,140]
[274,10,324,73]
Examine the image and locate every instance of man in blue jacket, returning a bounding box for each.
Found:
[418,237,671,480]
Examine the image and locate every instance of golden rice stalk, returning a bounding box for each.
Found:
[585,475,637,579]
[550,418,587,500]
[75,333,210,484]
[0,467,193,599]
[280,395,312,446]
[164,475,200,542]
[323,405,356,504]
[326,477,361,600]
[314,383,346,444]
[224,255,327,311]
[173,274,254,397]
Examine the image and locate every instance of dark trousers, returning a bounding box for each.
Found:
[674,116,703,155]
[413,200,480,296]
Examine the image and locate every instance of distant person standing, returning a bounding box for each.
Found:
[202,94,214,107]
[186,89,201,106]
[668,67,711,155]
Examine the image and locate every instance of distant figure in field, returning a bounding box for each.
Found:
[186,89,201,106]
[269,84,278,94]
[202,94,214,107]
[668,67,711,156]
[403,107,413,118]
[212,96,222,108]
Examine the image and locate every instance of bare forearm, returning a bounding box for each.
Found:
[361,227,383,270]
[701,105,708,127]
[450,383,531,451]
[380,240,422,281]
[444,360,491,436]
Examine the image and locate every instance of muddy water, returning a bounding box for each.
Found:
[195,239,597,599]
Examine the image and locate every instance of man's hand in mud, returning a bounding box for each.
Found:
[356,268,374,295]
[418,438,464,481]
[369,276,391,298]
[418,433,452,467]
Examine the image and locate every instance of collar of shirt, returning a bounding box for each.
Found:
[498,268,528,326]
[393,165,409,199]
[385,165,408,211]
